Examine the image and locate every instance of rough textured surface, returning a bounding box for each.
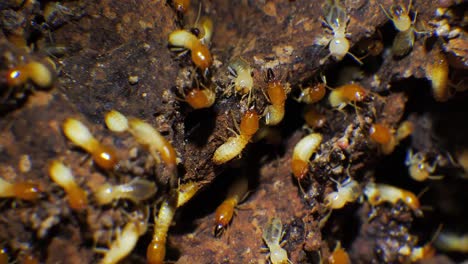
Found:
[0,0,467,263]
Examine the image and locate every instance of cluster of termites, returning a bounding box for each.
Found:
[1,0,466,262]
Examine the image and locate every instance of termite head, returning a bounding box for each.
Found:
[240,110,260,137]
[388,4,412,31]
[369,123,393,145]
[185,88,216,109]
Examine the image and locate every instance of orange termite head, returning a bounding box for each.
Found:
[147,237,165,264]
[299,83,326,104]
[191,41,212,71]
[303,106,327,129]
[185,88,215,109]
[291,159,309,180]
[168,30,212,71]
[14,182,42,201]
[240,109,260,137]
[402,190,420,211]
[369,123,393,145]
[341,83,367,101]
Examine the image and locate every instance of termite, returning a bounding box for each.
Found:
[168,29,212,71]
[227,57,254,95]
[297,76,327,104]
[324,178,361,210]
[63,118,119,170]
[212,109,259,164]
[425,50,449,102]
[328,242,350,264]
[127,118,177,167]
[321,0,362,64]
[328,83,368,110]
[147,197,177,264]
[100,213,148,264]
[214,175,248,236]
[405,150,444,181]
[291,133,322,180]
[380,0,418,56]
[49,160,88,211]
[0,177,41,201]
[363,182,422,215]
[146,184,198,264]
[264,69,287,126]
[4,60,55,88]
[94,178,157,205]
[262,218,291,264]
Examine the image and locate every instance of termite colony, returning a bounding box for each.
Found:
[0,0,467,263]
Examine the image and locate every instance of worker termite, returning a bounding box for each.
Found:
[297,76,327,104]
[212,109,259,164]
[320,0,362,64]
[324,177,361,209]
[363,182,422,216]
[425,50,450,102]
[173,0,190,13]
[0,177,41,201]
[63,118,119,170]
[328,242,350,264]
[434,232,468,253]
[94,178,157,205]
[100,212,148,264]
[147,197,177,264]
[303,106,327,129]
[264,69,287,126]
[227,57,254,96]
[49,160,88,211]
[328,83,368,110]
[291,133,322,180]
[145,183,198,263]
[105,110,129,133]
[405,150,444,181]
[262,218,291,264]
[214,175,248,236]
[380,0,418,57]
[168,29,212,71]
[127,117,177,167]
[4,60,55,89]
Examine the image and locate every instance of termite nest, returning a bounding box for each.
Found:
[0,0,467,263]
